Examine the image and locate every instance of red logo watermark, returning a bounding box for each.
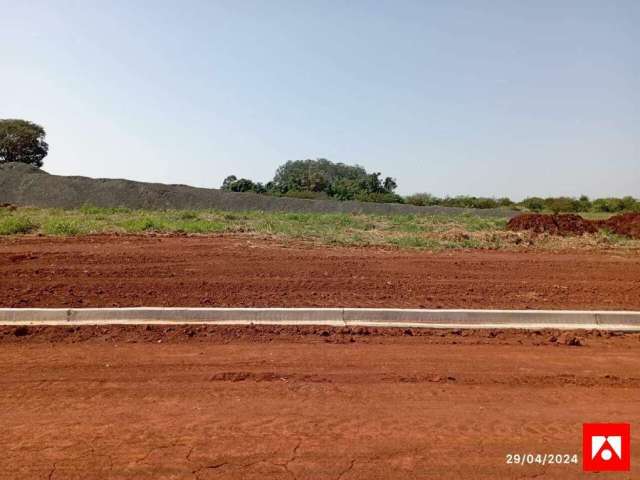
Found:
[583,423,630,472]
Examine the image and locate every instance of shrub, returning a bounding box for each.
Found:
[593,198,624,213]
[593,197,640,213]
[543,197,581,214]
[521,197,545,212]
[405,193,439,207]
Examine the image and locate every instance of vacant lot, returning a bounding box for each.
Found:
[2,225,639,480]
[1,235,640,309]
[1,326,639,479]
[1,206,639,251]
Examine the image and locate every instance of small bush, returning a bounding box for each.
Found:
[543,197,582,213]
[592,197,639,213]
[405,193,439,207]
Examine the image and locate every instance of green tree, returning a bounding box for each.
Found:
[220,175,265,193]
[273,158,369,193]
[383,177,397,193]
[0,119,48,167]
[221,158,402,203]
[543,197,580,213]
[221,175,237,189]
[577,195,592,212]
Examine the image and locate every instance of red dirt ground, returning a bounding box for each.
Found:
[1,234,640,310]
[2,236,640,479]
[1,326,639,479]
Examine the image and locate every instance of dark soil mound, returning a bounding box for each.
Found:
[596,213,640,239]
[0,162,514,217]
[507,214,598,236]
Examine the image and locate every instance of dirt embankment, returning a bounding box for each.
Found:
[2,323,625,346]
[594,212,640,239]
[508,212,640,239]
[1,235,640,310]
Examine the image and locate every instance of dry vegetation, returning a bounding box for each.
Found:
[1,206,638,251]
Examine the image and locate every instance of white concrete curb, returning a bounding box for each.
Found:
[0,308,639,330]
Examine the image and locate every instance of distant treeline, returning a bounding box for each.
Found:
[405,194,640,213]
[222,158,638,213]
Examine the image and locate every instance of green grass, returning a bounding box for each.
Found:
[0,216,38,235]
[0,206,637,251]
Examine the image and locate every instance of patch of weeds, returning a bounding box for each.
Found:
[44,219,83,235]
[0,216,38,235]
[174,220,226,234]
[178,211,199,220]
[122,217,166,233]
[80,205,131,215]
[397,223,424,233]
[596,229,631,246]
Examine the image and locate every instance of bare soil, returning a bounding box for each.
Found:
[1,235,640,309]
[2,236,640,479]
[508,212,640,239]
[1,327,639,479]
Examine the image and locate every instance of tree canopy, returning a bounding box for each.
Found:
[0,119,49,168]
[222,158,401,203]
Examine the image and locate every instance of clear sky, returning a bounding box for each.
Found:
[2,0,638,199]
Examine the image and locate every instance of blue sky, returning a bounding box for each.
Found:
[2,0,638,199]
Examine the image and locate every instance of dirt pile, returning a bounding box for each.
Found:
[507,214,598,236]
[0,162,513,217]
[596,213,640,239]
[508,212,640,239]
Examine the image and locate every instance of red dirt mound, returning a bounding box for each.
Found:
[507,214,598,236]
[595,213,640,239]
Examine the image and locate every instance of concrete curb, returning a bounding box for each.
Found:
[0,308,639,330]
